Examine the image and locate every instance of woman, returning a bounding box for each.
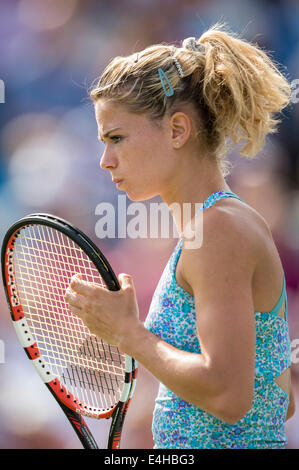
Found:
[65,25,295,448]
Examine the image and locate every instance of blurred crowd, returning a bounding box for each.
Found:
[0,0,298,449]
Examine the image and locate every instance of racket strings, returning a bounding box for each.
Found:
[12,224,126,410]
[13,245,101,277]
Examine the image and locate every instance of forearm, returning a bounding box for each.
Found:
[119,323,240,422]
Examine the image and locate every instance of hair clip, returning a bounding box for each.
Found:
[173,57,184,78]
[183,37,205,54]
[158,68,174,97]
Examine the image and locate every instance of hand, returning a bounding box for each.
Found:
[64,273,141,351]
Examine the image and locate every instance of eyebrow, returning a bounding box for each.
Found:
[98,127,122,140]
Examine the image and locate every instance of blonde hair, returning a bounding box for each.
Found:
[90,24,291,176]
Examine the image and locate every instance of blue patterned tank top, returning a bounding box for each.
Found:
[144,190,292,449]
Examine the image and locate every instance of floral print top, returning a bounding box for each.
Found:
[144,191,291,449]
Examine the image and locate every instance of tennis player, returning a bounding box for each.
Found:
[65,25,295,448]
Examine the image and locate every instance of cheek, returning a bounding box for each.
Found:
[124,170,160,201]
[123,135,170,197]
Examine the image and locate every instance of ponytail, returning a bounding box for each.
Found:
[195,24,291,159]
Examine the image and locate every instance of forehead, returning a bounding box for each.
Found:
[95,98,126,119]
[94,98,163,137]
[95,99,134,130]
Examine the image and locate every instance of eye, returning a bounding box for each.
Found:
[110,136,122,144]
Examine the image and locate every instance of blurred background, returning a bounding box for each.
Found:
[0,0,298,449]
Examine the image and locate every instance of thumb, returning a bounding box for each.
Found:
[118,273,134,290]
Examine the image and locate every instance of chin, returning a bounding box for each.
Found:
[125,189,158,202]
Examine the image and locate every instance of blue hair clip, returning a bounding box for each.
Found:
[158,68,174,97]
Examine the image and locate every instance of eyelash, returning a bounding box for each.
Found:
[110,136,122,144]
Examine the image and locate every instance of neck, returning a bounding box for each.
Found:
[161,155,231,236]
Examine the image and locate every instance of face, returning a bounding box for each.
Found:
[94,98,178,201]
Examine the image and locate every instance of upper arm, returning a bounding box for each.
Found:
[182,209,257,413]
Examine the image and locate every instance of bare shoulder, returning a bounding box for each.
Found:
[183,199,271,260]
[180,199,273,293]
[204,199,272,248]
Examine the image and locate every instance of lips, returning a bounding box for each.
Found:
[112,178,124,189]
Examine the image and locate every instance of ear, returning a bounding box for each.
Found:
[169,111,192,149]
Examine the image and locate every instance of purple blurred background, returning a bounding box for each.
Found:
[0,0,298,449]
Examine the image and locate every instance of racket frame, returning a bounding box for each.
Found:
[1,213,137,449]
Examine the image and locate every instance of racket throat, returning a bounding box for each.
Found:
[108,400,127,449]
[47,384,99,449]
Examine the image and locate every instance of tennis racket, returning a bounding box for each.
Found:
[1,213,137,449]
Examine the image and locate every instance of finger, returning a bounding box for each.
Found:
[68,303,85,320]
[70,275,97,295]
[70,274,107,297]
[118,273,134,290]
[65,287,86,309]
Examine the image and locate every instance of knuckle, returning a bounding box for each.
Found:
[124,274,133,281]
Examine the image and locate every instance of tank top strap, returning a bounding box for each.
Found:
[172,237,184,271]
[195,190,245,217]
[269,272,288,320]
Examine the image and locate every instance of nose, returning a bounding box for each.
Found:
[100,146,117,170]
